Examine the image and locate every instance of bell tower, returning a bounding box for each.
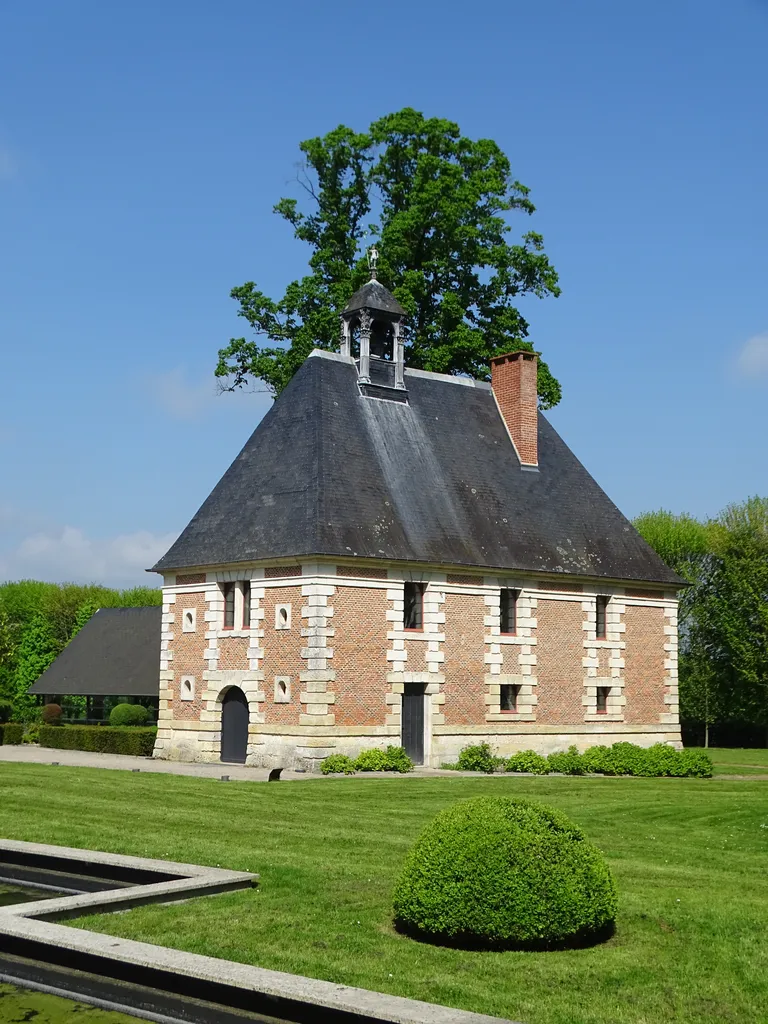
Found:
[340,248,408,401]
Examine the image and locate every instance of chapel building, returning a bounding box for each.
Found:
[151,274,682,769]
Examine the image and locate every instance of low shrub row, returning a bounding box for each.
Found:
[40,725,157,757]
[321,746,414,775]
[442,741,712,778]
[0,723,23,745]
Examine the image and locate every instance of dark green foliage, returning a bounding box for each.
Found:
[41,703,63,725]
[22,723,39,744]
[0,581,161,721]
[217,108,561,408]
[581,742,713,778]
[320,754,356,775]
[0,700,12,724]
[39,725,157,757]
[456,742,504,773]
[109,703,149,727]
[505,749,550,774]
[580,745,619,775]
[354,748,390,772]
[383,745,414,773]
[0,723,23,745]
[392,797,617,949]
[547,745,585,775]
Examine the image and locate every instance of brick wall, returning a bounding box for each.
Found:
[262,585,303,724]
[333,586,388,726]
[491,351,538,465]
[535,599,585,724]
[443,593,486,725]
[624,605,666,725]
[217,636,250,671]
[171,590,206,721]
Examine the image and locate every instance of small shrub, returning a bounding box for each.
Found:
[22,723,40,745]
[354,748,390,772]
[41,703,63,725]
[384,745,414,773]
[0,700,12,724]
[109,702,149,727]
[39,725,157,756]
[505,749,550,775]
[579,742,712,778]
[456,742,504,774]
[547,745,585,775]
[581,744,618,775]
[320,754,356,775]
[393,796,617,949]
[0,723,24,745]
[677,748,714,778]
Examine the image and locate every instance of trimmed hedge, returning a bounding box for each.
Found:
[321,746,415,775]
[40,725,157,756]
[393,796,617,949]
[0,723,24,745]
[109,702,149,727]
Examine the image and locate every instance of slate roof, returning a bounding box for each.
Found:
[28,607,161,696]
[153,352,681,586]
[343,279,407,317]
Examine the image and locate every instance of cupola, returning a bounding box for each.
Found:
[340,248,408,401]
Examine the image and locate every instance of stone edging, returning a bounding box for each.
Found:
[0,839,516,1024]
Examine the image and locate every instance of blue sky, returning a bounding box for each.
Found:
[1,0,766,587]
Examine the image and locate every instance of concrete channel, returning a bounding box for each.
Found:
[0,839,516,1024]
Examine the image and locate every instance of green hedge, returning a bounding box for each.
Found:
[393,797,617,950]
[0,723,24,745]
[109,702,149,727]
[40,725,157,757]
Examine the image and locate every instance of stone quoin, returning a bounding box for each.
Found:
[150,274,684,770]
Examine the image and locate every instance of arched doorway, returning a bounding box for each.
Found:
[221,687,249,764]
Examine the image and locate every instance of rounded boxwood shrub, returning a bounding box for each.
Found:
[41,703,63,725]
[109,702,149,727]
[393,797,617,950]
[320,753,356,775]
[505,749,550,775]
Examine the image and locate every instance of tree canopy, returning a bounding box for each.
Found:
[216,108,562,408]
[635,498,768,744]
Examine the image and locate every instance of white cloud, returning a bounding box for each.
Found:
[0,526,178,588]
[145,367,270,421]
[737,333,768,378]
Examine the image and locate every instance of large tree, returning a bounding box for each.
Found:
[216,108,562,407]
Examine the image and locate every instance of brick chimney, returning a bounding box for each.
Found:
[491,350,539,467]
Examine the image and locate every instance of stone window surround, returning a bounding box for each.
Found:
[179,675,195,701]
[485,673,537,722]
[275,604,292,630]
[273,676,291,703]
[583,677,625,722]
[181,608,197,633]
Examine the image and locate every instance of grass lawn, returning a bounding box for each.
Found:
[1,764,766,1024]
[689,747,768,776]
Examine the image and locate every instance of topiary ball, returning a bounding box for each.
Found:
[41,703,63,725]
[393,797,617,950]
[109,702,149,727]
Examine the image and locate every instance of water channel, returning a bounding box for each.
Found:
[0,884,153,1023]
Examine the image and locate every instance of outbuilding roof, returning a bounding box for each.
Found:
[28,607,161,697]
[153,351,681,586]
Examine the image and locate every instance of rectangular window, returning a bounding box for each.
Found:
[403,582,425,630]
[222,583,235,629]
[242,582,251,629]
[596,686,610,714]
[500,683,521,713]
[499,589,519,635]
[595,595,609,639]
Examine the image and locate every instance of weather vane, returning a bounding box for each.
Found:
[367,245,379,277]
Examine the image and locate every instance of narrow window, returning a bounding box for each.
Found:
[499,589,519,635]
[242,582,251,629]
[403,582,425,630]
[596,686,610,714]
[222,583,235,629]
[595,595,609,639]
[500,683,521,713]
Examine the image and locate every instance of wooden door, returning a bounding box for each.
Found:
[401,683,425,765]
[221,687,249,764]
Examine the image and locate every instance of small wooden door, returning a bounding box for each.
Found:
[401,683,426,765]
[221,687,249,764]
